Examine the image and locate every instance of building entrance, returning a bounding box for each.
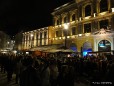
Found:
[98,40,111,51]
[82,42,92,56]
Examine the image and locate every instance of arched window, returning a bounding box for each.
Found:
[57,19,60,25]
[72,14,75,21]
[64,16,67,23]
[56,31,59,37]
[82,42,92,56]
[100,0,108,12]
[98,40,111,51]
[85,5,91,17]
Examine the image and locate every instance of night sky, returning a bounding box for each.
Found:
[0,0,71,36]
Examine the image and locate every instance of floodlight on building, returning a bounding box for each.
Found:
[112,8,114,12]
[64,23,69,49]
[85,16,91,20]
[78,34,82,36]
[79,17,82,21]
[100,12,107,15]
[94,13,96,17]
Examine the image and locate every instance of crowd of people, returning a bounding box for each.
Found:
[0,52,114,86]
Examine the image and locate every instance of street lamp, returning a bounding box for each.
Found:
[7,41,9,49]
[64,23,69,49]
[31,34,33,48]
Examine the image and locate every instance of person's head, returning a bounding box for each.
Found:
[23,56,34,67]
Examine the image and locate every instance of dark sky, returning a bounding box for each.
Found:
[0,0,71,36]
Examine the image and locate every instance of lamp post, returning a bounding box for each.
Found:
[64,23,69,49]
[31,34,33,48]
[7,41,9,49]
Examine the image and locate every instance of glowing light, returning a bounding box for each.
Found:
[100,12,107,15]
[85,33,91,36]
[31,34,33,37]
[55,38,58,40]
[67,36,70,38]
[63,37,65,39]
[78,34,82,36]
[85,16,91,20]
[83,51,88,56]
[94,13,96,17]
[79,17,81,21]
[83,49,92,56]
[59,25,61,27]
[71,21,75,24]
[64,23,69,29]
[59,37,61,39]
[112,8,114,12]
[26,52,29,54]
[13,50,17,54]
[71,36,75,38]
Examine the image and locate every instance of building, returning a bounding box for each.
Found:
[0,31,11,51]
[51,0,114,54]
[22,0,114,55]
[22,26,53,50]
[14,31,23,50]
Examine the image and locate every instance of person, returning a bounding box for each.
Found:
[57,65,69,86]
[19,56,41,86]
[49,60,59,86]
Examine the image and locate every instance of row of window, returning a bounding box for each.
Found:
[24,32,47,41]
[56,19,109,37]
[25,38,48,47]
[55,0,111,25]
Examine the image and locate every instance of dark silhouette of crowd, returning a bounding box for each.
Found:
[0,53,114,86]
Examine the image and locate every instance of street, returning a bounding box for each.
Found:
[0,72,19,86]
[0,71,89,86]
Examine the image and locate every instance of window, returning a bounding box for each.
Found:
[99,19,108,29]
[100,0,108,12]
[78,25,82,34]
[84,23,91,33]
[36,33,38,46]
[40,33,42,45]
[56,31,59,37]
[64,16,67,23]
[72,27,76,35]
[98,40,111,52]
[85,5,91,17]
[44,32,47,38]
[57,19,60,25]
[72,14,75,21]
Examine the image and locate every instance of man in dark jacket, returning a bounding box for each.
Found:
[20,56,41,86]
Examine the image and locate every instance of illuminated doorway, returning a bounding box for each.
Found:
[82,42,92,56]
[98,40,111,51]
[70,43,77,52]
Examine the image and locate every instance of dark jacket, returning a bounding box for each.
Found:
[20,66,41,86]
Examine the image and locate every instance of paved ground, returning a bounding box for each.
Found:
[0,71,89,86]
[0,72,19,86]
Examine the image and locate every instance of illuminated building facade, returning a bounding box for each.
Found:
[22,0,114,54]
[22,26,53,50]
[51,0,114,54]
